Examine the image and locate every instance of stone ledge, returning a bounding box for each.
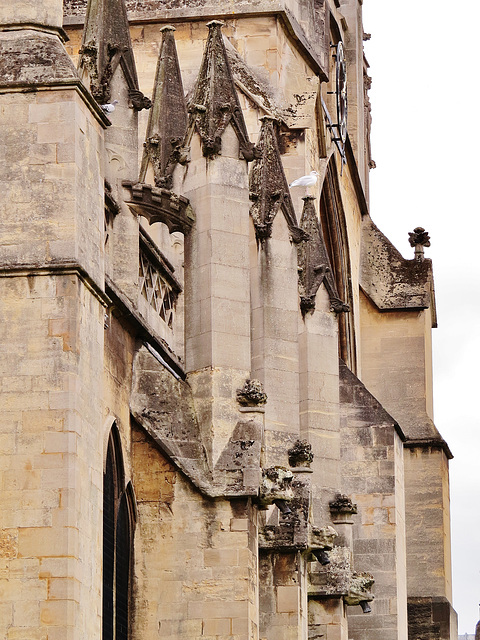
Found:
[404,437,454,460]
[0,262,111,307]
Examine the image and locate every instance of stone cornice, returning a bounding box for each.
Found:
[0,23,69,42]
[0,263,111,307]
[0,79,111,128]
[0,28,110,127]
[403,438,453,460]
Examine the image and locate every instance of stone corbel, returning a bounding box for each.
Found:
[258,474,310,550]
[309,526,337,551]
[306,526,338,565]
[308,544,375,613]
[122,181,194,235]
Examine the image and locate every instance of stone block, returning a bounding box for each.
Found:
[204,548,238,567]
[230,518,249,532]
[13,600,40,627]
[276,585,299,613]
[202,617,232,635]
[17,527,69,558]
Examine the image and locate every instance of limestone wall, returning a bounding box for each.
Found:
[339,362,408,640]
[131,423,260,640]
[404,447,453,600]
[0,1,64,29]
[0,274,106,639]
[359,289,436,439]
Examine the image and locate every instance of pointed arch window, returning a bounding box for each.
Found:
[319,158,357,372]
[103,427,136,640]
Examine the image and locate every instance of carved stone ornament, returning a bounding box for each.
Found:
[122,181,194,235]
[408,226,431,262]
[236,379,267,407]
[297,196,349,315]
[309,526,337,551]
[128,89,152,111]
[186,21,258,160]
[344,572,375,607]
[258,478,310,550]
[363,70,375,169]
[329,494,358,516]
[249,117,307,243]
[258,467,294,506]
[139,26,188,190]
[308,544,351,596]
[78,0,151,108]
[288,439,314,468]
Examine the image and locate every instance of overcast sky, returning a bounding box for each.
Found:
[362,0,480,633]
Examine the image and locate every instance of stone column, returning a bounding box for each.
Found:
[296,195,342,523]
[183,126,252,467]
[77,0,151,301]
[248,117,303,467]
[182,21,254,469]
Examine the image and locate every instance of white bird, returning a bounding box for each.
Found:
[101,100,119,114]
[289,170,319,190]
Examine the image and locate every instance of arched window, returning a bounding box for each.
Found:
[319,157,357,372]
[103,427,136,640]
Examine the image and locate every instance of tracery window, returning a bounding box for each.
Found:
[138,228,181,330]
[103,427,136,640]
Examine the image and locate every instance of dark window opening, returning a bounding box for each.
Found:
[319,159,357,373]
[103,428,135,640]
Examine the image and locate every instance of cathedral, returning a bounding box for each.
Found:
[0,0,457,639]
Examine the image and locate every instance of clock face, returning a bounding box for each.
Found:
[335,42,347,144]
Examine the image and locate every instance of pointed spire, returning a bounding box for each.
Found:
[297,196,349,315]
[187,21,256,160]
[78,0,151,109]
[249,117,305,243]
[139,26,188,190]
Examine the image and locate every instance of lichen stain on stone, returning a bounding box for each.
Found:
[0,33,78,85]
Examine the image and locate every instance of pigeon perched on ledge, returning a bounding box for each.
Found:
[101,100,119,114]
[289,170,319,192]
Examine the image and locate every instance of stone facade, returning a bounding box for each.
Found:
[0,1,457,639]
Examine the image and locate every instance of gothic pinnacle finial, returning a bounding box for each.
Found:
[206,20,226,28]
[408,227,431,261]
[139,24,187,189]
[187,21,255,160]
[79,0,151,109]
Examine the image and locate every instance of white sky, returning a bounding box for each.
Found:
[362,0,480,633]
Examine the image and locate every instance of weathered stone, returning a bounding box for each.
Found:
[139,26,188,190]
[0,2,456,640]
